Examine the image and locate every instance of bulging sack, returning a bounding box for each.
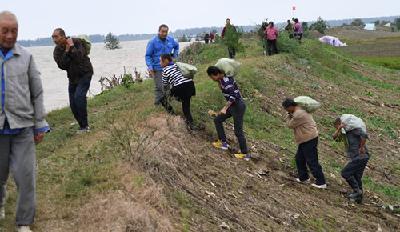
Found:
[176,62,198,79]
[77,35,91,55]
[294,96,321,113]
[340,114,367,134]
[215,58,241,77]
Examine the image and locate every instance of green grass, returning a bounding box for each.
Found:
[1,32,400,231]
[360,56,400,70]
[364,177,400,201]
[170,191,193,232]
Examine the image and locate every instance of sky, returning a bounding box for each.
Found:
[1,0,399,40]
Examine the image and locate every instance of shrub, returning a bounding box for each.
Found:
[277,32,301,54]
[309,17,327,34]
[351,18,365,27]
[104,32,120,50]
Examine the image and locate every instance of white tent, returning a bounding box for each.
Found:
[319,36,347,47]
[364,23,376,31]
[384,23,391,27]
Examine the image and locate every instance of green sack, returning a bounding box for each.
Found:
[176,62,198,79]
[77,35,91,55]
[215,58,241,77]
[294,96,321,113]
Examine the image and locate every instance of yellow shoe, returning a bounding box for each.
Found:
[234,153,251,161]
[212,140,229,150]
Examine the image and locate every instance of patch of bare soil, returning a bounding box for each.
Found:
[129,114,400,231]
[40,167,174,232]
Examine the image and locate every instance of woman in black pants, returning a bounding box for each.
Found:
[161,54,197,130]
[206,66,250,161]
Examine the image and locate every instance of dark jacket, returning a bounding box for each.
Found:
[53,38,93,84]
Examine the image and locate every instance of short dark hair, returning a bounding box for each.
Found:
[294,18,299,23]
[269,22,274,27]
[54,28,66,37]
[206,66,224,76]
[334,117,342,126]
[282,98,297,109]
[159,24,169,32]
[161,54,172,62]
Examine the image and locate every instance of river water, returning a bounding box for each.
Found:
[26,40,190,112]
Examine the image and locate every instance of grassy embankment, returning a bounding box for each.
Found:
[1,32,400,231]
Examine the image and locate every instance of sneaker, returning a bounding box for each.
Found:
[212,140,229,150]
[295,178,311,184]
[311,183,327,189]
[17,226,32,232]
[77,127,91,134]
[234,153,252,161]
[0,205,4,220]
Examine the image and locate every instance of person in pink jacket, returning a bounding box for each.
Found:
[264,22,279,56]
[293,18,303,43]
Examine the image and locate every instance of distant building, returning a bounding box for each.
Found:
[364,23,376,31]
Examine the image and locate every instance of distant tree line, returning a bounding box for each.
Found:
[18,33,156,47]
[17,16,400,47]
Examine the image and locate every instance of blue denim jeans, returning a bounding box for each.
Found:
[68,74,91,128]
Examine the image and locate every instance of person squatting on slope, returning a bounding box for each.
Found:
[161,54,199,131]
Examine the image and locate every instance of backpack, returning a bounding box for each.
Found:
[215,58,241,77]
[77,35,91,55]
[294,96,321,113]
[176,62,198,79]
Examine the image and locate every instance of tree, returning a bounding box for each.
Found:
[351,18,365,27]
[178,34,189,42]
[309,17,327,34]
[302,22,309,31]
[395,18,400,30]
[105,32,120,50]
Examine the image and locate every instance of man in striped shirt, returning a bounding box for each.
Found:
[161,54,197,130]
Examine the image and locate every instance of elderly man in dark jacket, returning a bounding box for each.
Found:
[52,28,93,133]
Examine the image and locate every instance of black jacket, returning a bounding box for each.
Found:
[53,38,93,84]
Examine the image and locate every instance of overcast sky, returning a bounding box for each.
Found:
[1,0,399,39]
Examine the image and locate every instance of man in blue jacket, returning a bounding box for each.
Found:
[145,24,179,106]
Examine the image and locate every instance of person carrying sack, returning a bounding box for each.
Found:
[333,115,370,204]
[161,54,199,130]
[282,98,326,189]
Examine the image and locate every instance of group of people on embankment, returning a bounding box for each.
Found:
[0,11,370,232]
